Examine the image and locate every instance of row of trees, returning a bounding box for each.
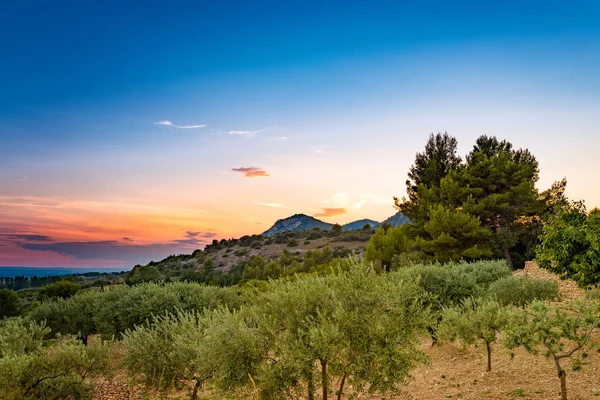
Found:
[29,281,240,344]
[119,259,597,400]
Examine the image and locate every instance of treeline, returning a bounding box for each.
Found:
[0,272,128,319]
[0,271,127,291]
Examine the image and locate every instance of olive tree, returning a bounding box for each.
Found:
[487,275,560,308]
[0,319,111,400]
[505,298,600,400]
[438,298,509,371]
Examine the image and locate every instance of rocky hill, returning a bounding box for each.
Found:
[383,211,411,227]
[262,214,333,236]
[262,211,409,236]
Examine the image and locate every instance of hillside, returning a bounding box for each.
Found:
[262,214,333,236]
[146,211,410,283]
[148,227,374,284]
[342,218,380,231]
[262,211,409,236]
[383,211,411,226]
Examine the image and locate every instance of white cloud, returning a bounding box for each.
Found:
[154,120,206,129]
[255,200,290,208]
[272,136,288,140]
[326,192,350,208]
[227,130,263,137]
[310,145,330,155]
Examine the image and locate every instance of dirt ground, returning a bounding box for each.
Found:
[94,263,600,400]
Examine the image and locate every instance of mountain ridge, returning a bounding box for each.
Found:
[262,212,408,236]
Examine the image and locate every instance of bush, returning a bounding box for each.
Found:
[0,319,111,400]
[306,231,322,240]
[0,289,20,319]
[487,276,560,308]
[31,282,240,340]
[38,280,81,300]
[391,260,511,343]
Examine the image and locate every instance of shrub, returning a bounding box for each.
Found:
[487,276,560,308]
[0,319,111,400]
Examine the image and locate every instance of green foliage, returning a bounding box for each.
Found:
[0,318,49,358]
[536,200,600,287]
[124,260,429,400]
[327,223,342,237]
[505,298,600,400]
[126,264,162,285]
[439,298,509,371]
[0,289,20,319]
[30,290,98,344]
[395,133,549,269]
[400,131,462,207]
[251,260,429,399]
[365,225,414,270]
[392,260,511,343]
[487,275,560,308]
[0,318,111,400]
[415,204,492,262]
[123,311,207,398]
[38,279,81,300]
[0,340,112,400]
[31,281,240,340]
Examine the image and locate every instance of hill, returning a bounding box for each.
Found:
[342,219,380,231]
[262,214,333,236]
[383,211,411,226]
[144,211,410,285]
[263,211,409,236]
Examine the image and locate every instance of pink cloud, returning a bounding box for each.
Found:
[232,167,270,178]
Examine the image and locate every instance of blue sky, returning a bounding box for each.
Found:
[1,0,599,268]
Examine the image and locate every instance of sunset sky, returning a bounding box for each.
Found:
[1,1,599,270]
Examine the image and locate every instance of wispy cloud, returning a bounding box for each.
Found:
[255,201,289,208]
[310,146,330,155]
[172,231,216,245]
[314,208,348,218]
[153,120,206,129]
[227,130,262,138]
[232,167,270,178]
[4,234,53,242]
[271,136,288,141]
[10,231,215,264]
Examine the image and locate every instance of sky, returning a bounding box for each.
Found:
[1,0,599,270]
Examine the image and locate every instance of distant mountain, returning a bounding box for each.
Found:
[382,211,411,227]
[262,212,410,236]
[262,214,334,236]
[342,219,380,231]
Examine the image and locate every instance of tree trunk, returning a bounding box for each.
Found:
[337,374,347,400]
[320,359,328,400]
[502,246,514,270]
[554,356,568,400]
[307,371,315,400]
[427,326,438,346]
[191,379,201,400]
[493,220,514,269]
[485,341,492,372]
